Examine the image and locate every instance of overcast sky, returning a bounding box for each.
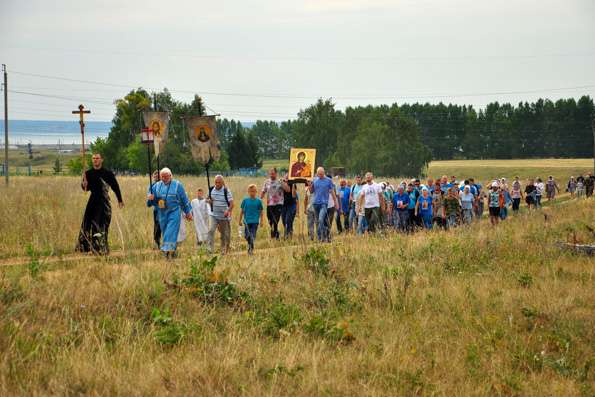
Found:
[1,0,594,122]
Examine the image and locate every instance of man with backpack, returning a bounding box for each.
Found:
[207,175,234,255]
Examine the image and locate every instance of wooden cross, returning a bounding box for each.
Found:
[72,104,91,171]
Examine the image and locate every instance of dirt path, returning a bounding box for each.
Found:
[0,240,319,268]
[0,195,579,269]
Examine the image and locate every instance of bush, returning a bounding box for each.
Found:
[301,247,331,276]
[175,256,251,307]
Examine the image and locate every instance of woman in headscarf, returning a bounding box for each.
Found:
[147,168,192,258]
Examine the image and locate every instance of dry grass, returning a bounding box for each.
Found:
[0,164,594,396]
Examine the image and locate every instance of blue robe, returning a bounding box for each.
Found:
[147,179,192,252]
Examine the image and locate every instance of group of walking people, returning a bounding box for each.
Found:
[75,152,594,257]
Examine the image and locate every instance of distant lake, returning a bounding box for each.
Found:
[0,119,256,145]
[0,120,112,145]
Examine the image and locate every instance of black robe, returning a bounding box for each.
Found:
[76,167,123,254]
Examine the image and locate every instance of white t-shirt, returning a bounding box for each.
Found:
[327,191,335,209]
[536,182,545,195]
[360,183,382,209]
[191,198,210,242]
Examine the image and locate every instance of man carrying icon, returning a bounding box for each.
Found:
[76,153,124,255]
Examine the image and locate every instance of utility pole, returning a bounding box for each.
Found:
[3,64,8,185]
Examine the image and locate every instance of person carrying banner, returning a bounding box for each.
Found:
[76,153,124,255]
[261,168,290,240]
[147,168,192,258]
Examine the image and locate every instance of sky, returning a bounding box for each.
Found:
[1,0,594,122]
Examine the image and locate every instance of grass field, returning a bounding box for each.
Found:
[428,159,593,184]
[0,162,594,396]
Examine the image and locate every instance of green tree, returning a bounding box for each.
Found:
[348,109,430,177]
[293,99,345,165]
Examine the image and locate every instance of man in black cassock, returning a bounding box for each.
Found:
[76,153,124,254]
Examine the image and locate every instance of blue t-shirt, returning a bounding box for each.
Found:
[407,190,418,210]
[460,184,477,196]
[418,195,432,213]
[338,186,351,213]
[241,197,263,224]
[441,183,453,194]
[312,176,335,206]
[392,192,410,211]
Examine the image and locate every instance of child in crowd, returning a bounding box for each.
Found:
[239,184,264,255]
[191,188,210,246]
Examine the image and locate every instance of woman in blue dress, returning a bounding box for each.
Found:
[147,168,193,258]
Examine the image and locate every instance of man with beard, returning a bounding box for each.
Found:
[77,153,124,254]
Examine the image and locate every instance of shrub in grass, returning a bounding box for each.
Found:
[174,256,251,308]
[301,247,331,276]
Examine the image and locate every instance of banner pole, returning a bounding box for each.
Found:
[147,143,153,191]
[206,162,211,191]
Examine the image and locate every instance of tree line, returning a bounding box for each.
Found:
[85,88,594,177]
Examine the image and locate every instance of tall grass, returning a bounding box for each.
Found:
[0,172,593,396]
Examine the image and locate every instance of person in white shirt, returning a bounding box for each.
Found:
[535,178,545,208]
[190,188,210,245]
[357,172,384,233]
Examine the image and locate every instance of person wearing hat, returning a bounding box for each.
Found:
[487,182,504,225]
[147,168,193,258]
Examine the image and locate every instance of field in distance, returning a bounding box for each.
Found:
[428,158,592,183]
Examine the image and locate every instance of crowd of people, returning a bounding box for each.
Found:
[76,152,595,258]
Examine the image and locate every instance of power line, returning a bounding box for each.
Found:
[4,97,115,110]
[7,89,115,105]
[8,69,595,101]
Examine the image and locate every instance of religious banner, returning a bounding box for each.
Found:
[186,115,221,165]
[142,111,169,156]
[288,148,316,182]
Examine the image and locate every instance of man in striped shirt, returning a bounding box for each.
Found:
[207,175,234,254]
